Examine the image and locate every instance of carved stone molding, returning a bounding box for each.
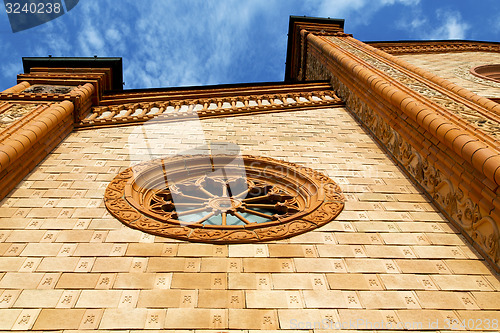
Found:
[23,84,75,94]
[0,103,41,131]
[470,64,500,84]
[369,41,500,55]
[454,63,500,89]
[305,51,499,268]
[79,89,342,129]
[104,154,345,244]
[327,36,500,141]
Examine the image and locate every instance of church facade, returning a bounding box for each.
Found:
[0,16,498,331]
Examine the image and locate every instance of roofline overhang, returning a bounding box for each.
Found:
[22,56,123,91]
[285,16,345,82]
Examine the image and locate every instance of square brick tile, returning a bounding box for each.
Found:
[33,309,86,330]
[171,272,226,289]
[294,258,346,272]
[91,258,133,273]
[431,275,494,291]
[229,244,269,257]
[415,291,479,309]
[37,273,60,289]
[272,273,327,290]
[396,309,461,330]
[228,273,272,289]
[36,257,80,272]
[277,309,322,329]
[379,274,437,290]
[470,291,500,309]
[137,290,186,308]
[456,310,500,328]
[99,308,148,329]
[165,308,227,329]
[13,289,63,308]
[394,259,451,274]
[147,258,201,272]
[243,258,294,272]
[229,309,278,329]
[444,260,493,275]
[201,258,242,272]
[78,309,104,330]
[144,309,166,329]
[198,290,244,308]
[0,290,21,308]
[113,273,156,289]
[326,273,384,290]
[55,273,99,289]
[337,309,399,330]
[56,290,80,308]
[316,244,366,257]
[302,290,347,308]
[75,290,122,308]
[357,291,413,309]
[11,308,40,330]
[246,290,304,308]
[125,243,164,256]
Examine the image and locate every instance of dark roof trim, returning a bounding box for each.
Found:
[366,39,500,45]
[22,57,123,91]
[285,16,345,81]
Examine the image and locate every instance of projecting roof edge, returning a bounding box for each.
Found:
[285,16,345,81]
[22,57,123,90]
[367,40,500,54]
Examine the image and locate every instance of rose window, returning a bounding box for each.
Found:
[104,154,344,243]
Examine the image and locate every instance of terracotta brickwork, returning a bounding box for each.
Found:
[0,108,498,330]
[0,101,74,200]
[293,29,500,271]
[0,65,107,202]
[0,17,499,332]
[369,40,500,55]
[80,82,341,129]
[396,52,500,98]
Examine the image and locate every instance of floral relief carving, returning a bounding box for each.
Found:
[0,103,40,131]
[23,85,74,94]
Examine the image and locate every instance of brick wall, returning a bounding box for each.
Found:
[0,108,498,330]
[397,52,500,98]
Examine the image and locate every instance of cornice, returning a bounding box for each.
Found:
[368,40,500,55]
[285,16,345,81]
[305,33,500,271]
[77,84,343,129]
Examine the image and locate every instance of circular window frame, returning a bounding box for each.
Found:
[104,154,345,244]
[470,64,500,83]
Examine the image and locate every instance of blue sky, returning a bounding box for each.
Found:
[0,0,499,91]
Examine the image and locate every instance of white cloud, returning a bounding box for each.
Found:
[398,9,470,40]
[119,0,271,88]
[308,0,421,26]
[1,62,22,79]
[426,11,469,39]
[10,0,275,89]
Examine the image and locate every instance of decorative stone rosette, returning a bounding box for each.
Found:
[104,155,345,244]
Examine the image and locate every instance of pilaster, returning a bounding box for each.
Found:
[286,18,500,272]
